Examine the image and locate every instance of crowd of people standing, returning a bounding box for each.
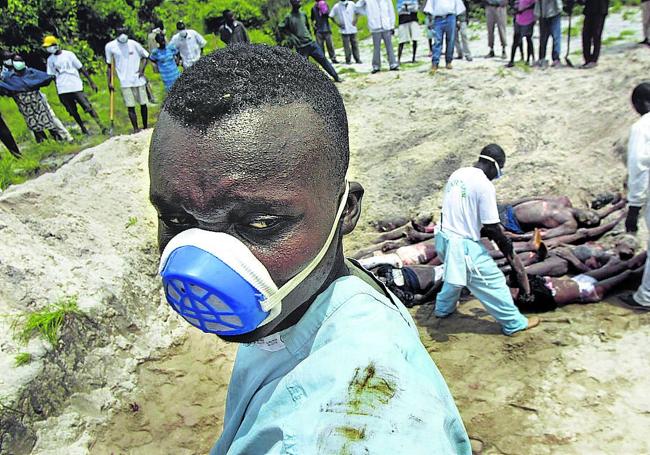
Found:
[0,0,648,157]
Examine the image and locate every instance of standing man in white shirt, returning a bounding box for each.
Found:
[620,83,650,311]
[105,26,150,133]
[424,0,459,73]
[356,0,399,73]
[330,0,363,64]
[43,36,106,135]
[170,21,207,69]
[435,144,540,335]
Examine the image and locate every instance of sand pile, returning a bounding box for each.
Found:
[1,11,649,454]
[0,131,233,455]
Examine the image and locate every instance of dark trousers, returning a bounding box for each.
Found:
[297,42,339,81]
[539,14,561,62]
[342,33,362,63]
[316,31,337,60]
[582,14,606,63]
[0,114,20,157]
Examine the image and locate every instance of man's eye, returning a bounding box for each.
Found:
[245,216,280,230]
[160,214,196,228]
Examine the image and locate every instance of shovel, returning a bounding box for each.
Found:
[564,12,574,67]
[109,57,115,135]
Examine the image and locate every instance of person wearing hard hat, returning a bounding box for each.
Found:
[43,36,106,135]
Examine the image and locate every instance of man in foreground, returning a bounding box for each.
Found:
[435,144,540,335]
[43,35,106,135]
[150,44,471,454]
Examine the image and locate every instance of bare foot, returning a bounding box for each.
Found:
[526,316,540,329]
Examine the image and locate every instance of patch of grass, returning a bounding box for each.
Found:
[602,29,637,46]
[514,61,533,73]
[400,61,426,69]
[622,8,638,20]
[125,216,138,229]
[14,296,81,347]
[14,352,32,367]
[496,66,508,78]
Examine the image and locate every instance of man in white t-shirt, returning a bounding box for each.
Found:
[43,36,106,135]
[105,27,150,133]
[436,144,540,335]
[330,1,362,64]
[620,83,650,311]
[169,21,207,69]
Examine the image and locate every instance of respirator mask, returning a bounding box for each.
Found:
[46,46,58,54]
[12,61,26,71]
[480,154,504,179]
[158,183,349,336]
[117,33,129,43]
[179,30,188,39]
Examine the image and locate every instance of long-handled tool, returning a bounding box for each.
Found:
[109,57,115,135]
[564,11,574,67]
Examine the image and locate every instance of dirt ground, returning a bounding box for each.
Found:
[4,11,650,455]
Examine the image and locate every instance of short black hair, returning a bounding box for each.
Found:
[162,44,349,187]
[632,82,650,116]
[479,143,506,167]
[176,21,186,30]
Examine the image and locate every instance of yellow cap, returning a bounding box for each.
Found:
[42,36,58,47]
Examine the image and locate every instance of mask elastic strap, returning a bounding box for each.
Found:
[260,181,350,312]
[479,154,501,177]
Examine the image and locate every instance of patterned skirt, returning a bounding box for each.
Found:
[13,90,56,132]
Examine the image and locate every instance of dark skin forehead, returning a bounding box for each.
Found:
[150,102,337,205]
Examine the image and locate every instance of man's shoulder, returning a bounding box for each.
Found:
[637,113,650,129]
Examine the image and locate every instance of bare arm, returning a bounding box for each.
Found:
[545,212,626,248]
[79,67,97,92]
[484,223,531,296]
[138,57,148,77]
[596,200,626,218]
[106,63,113,91]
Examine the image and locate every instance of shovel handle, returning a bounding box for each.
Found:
[109,57,115,122]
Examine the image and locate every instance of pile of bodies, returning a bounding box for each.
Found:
[354,193,645,313]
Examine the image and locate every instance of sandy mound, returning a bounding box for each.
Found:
[0,132,233,454]
[1,11,649,454]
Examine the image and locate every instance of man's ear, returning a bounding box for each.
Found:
[341,181,364,235]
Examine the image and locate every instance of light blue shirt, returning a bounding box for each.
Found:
[212,274,471,454]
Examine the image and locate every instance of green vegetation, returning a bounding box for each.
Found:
[125,216,138,228]
[14,352,32,367]
[602,28,637,45]
[14,296,81,347]
[514,61,533,73]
